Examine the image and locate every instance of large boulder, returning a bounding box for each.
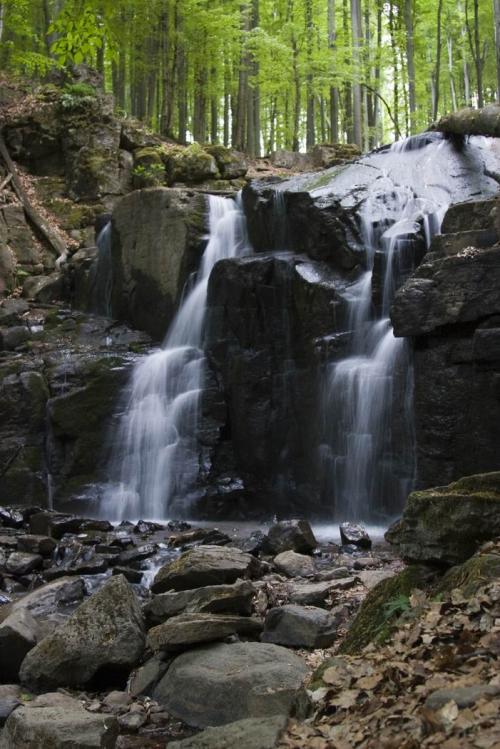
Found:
[8,576,85,618]
[151,546,261,594]
[273,550,315,578]
[386,472,500,566]
[165,144,219,184]
[110,187,206,339]
[143,580,255,626]
[153,641,309,728]
[0,609,41,682]
[1,694,118,748]
[261,604,338,648]
[203,146,248,180]
[19,575,145,690]
[391,246,500,337]
[267,520,317,555]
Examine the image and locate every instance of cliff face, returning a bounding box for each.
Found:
[392,197,500,489]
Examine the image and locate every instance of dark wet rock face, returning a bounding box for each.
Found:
[391,197,500,487]
[110,188,207,340]
[203,254,355,517]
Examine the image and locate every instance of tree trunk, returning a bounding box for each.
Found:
[432,0,443,121]
[305,0,315,150]
[447,37,458,111]
[328,0,339,142]
[404,0,416,133]
[177,46,188,144]
[495,0,500,103]
[351,0,362,148]
[388,2,400,139]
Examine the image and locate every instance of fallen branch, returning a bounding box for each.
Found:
[0,172,12,192]
[0,128,67,261]
[361,84,402,140]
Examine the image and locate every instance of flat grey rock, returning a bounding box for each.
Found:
[153,641,309,728]
[168,715,288,749]
[143,580,255,626]
[147,612,262,651]
[261,604,338,649]
[152,546,261,594]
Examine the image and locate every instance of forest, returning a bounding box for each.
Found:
[0,0,498,155]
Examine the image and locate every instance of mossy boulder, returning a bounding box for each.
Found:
[111,187,206,339]
[166,144,219,185]
[386,472,500,566]
[336,565,436,656]
[437,551,500,597]
[204,146,248,179]
[19,575,145,690]
[132,146,167,188]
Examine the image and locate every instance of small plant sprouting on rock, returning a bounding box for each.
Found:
[59,83,97,111]
[383,593,411,621]
[132,163,165,187]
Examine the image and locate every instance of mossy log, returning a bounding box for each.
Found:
[435,105,500,138]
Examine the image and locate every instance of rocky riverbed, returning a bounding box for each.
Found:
[1,490,500,748]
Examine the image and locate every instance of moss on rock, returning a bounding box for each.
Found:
[386,472,500,566]
[165,143,219,185]
[338,566,436,655]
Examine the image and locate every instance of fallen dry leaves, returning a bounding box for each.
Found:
[279,580,500,749]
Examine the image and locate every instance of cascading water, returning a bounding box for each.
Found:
[320,134,453,522]
[101,194,250,520]
[89,222,113,317]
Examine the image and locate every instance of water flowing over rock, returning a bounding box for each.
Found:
[100,194,250,521]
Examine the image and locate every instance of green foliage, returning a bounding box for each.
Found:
[383,593,411,620]
[1,0,498,151]
[48,6,106,67]
[132,162,165,187]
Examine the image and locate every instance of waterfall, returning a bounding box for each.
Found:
[88,222,113,317]
[320,135,451,522]
[101,195,250,521]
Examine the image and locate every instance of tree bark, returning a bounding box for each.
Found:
[306,0,315,150]
[404,0,416,133]
[432,0,443,121]
[495,0,500,103]
[388,2,400,139]
[328,0,339,142]
[351,0,363,148]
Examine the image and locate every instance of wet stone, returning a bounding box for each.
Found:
[339,523,372,549]
[6,552,43,576]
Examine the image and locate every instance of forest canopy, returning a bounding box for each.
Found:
[0,0,498,155]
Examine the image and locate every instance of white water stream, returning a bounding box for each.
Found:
[320,135,452,521]
[101,195,250,520]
